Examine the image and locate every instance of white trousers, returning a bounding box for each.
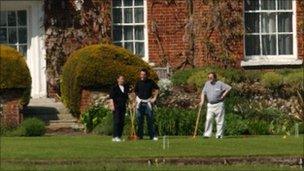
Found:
[204,102,225,138]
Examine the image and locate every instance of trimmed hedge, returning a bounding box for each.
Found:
[0,45,31,105]
[61,44,158,115]
[173,66,302,94]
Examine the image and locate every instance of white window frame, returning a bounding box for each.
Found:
[111,0,149,62]
[0,9,29,57]
[242,0,301,66]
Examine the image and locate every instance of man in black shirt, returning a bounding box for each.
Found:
[134,68,159,140]
[109,75,129,142]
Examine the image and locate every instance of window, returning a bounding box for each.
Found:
[244,0,295,57]
[112,0,146,57]
[0,10,28,56]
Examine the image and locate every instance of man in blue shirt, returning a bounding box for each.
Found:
[199,72,231,138]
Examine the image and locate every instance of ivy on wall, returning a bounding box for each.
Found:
[44,0,112,96]
[199,0,243,68]
[150,0,243,69]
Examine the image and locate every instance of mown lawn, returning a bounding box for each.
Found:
[1,162,302,171]
[1,135,303,170]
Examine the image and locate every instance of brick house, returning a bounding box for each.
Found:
[0,0,303,98]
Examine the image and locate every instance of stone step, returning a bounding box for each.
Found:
[48,119,78,124]
[46,122,84,133]
[23,97,85,134]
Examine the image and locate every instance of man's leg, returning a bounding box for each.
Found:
[118,108,126,138]
[113,110,119,138]
[136,105,144,139]
[145,105,155,139]
[203,106,214,137]
[215,103,225,138]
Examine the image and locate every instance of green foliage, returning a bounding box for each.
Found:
[173,67,301,96]
[224,114,249,135]
[261,72,284,90]
[284,70,303,92]
[61,44,158,115]
[171,68,201,86]
[247,120,269,135]
[187,69,227,88]
[81,105,112,132]
[18,118,46,136]
[82,102,299,136]
[154,107,198,136]
[0,45,31,105]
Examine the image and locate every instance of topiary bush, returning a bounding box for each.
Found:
[61,44,158,115]
[0,45,31,105]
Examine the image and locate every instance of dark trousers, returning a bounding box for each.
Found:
[113,106,126,138]
[136,103,155,139]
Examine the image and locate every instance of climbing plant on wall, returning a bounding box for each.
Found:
[199,0,243,68]
[150,0,243,69]
[44,0,111,96]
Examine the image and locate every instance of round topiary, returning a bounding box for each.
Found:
[61,44,158,115]
[0,45,31,105]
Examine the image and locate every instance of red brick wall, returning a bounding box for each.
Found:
[147,0,303,68]
[147,0,188,67]
[79,89,110,114]
[0,90,23,127]
[79,89,92,114]
[297,1,304,60]
[147,0,244,68]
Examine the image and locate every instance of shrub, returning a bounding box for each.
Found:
[225,114,249,135]
[93,111,134,136]
[19,118,46,136]
[81,105,112,132]
[247,120,270,135]
[187,69,228,88]
[93,112,117,136]
[61,44,158,115]
[171,68,200,86]
[261,72,284,90]
[284,71,303,92]
[157,79,173,97]
[173,66,245,88]
[0,45,31,105]
[242,70,263,83]
[154,107,202,136]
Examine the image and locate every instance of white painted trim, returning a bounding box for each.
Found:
[143,0,149,62]
[1,0,46,98]
[111,0,149,62]
[242,0,299,66]
[241,59,302,66]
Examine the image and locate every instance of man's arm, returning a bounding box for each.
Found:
[150,80,160,103]
[220,82,232,100]
[199,91,205,107]
[108,86,115,111]
[150,89,159,103]
[109,99,115,111]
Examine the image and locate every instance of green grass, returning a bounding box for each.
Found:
[1,135,303,170]
[1,162,302,171]
[1,135,303,160]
